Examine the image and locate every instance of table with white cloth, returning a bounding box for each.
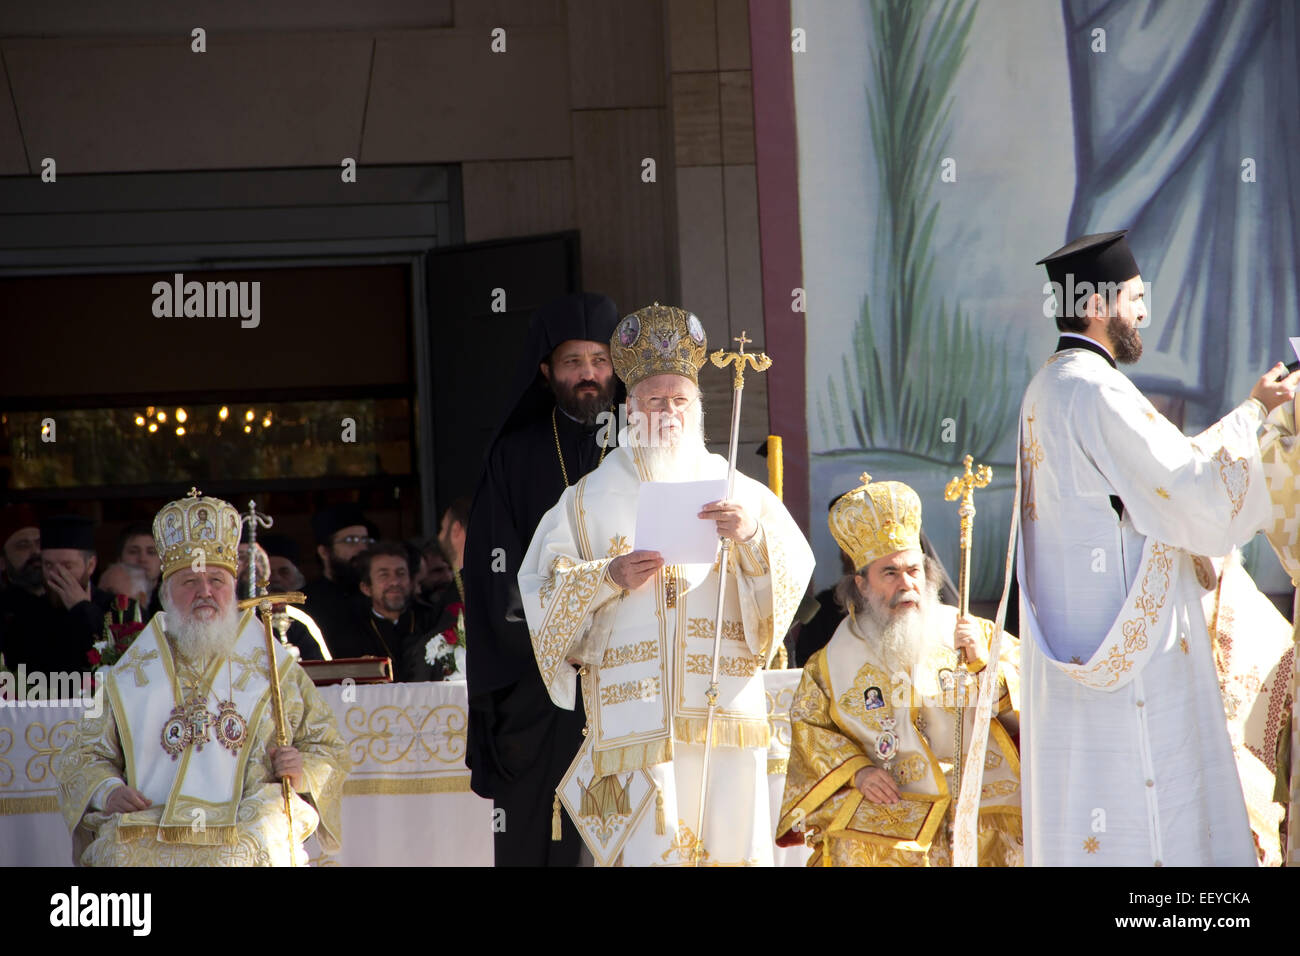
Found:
[0,672,810,866]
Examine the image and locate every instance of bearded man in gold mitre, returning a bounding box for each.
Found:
[54,489,348,866]
[775,475,1022,866]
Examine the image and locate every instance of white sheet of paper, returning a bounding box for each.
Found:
[633,479,728,565]
[1290,336,1300,364]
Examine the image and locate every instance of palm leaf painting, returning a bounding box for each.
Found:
[818,0,1022,463]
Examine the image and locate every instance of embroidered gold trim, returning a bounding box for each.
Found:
[343,775,472,796]
[672,715,769,749]
[600,640,659,669]
[600,677,660,707]
[591,737,673,777]
[684,652,761,678]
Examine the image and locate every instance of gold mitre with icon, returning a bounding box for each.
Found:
[610,302,708,389]
[153,487,241,581]
[829,473,923,571]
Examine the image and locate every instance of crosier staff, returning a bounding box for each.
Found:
[943,454,991,851]
[692,331,771,866]
[238,498,304,864]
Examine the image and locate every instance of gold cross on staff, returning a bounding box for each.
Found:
[944,455,992,548]
[709,329,773,391]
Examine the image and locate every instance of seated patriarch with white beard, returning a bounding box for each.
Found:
[518,304,814,866]
[776,475,1023,867]
[54,489,348,867]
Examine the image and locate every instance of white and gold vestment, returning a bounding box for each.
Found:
[519,443,814,865]
[1016,344,1278,866]
[55,610,348,866]
[776,608,1022,866]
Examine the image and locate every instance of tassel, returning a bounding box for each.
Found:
[847,603,856,624]
[551,794,562,841]
[655,784,666,835]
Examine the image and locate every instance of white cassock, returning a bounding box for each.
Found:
[519,444,814,866]
[1016,337,1270,866]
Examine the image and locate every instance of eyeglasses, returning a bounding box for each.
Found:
[637,395,696,414]
[336,535,375,546]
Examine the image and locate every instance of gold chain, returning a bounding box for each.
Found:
[552,406,610,488]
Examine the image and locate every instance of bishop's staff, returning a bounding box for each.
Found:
[237,500,306,865]
[943,455,991,827]
[693,331,772,865]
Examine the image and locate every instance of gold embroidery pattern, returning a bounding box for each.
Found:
[23,719,77,785]
[1074,542,1174,688]
[578,772,634,844]
[894,753,929,785]
[1155,487,1170,499]
[661,820,709,864]
[1082,836,1100,854]
[1020,406,1044,522]
[980,779,1018,799]
[601,640,659,669]
[984,750,1003,770]
[599,676,660,707]
[343,704,467,765]
[607,535,631,557]
[765,686,795,746]
[837,661,897,729]
[685,653,761,678]
[1212,447,1250,519]
[687,617,745,643]
[538,554,574,609]
[533,560,607,690]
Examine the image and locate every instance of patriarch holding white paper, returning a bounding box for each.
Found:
[518,304,813,866]
[632,479,727,565]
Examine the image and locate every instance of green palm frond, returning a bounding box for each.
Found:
[819,0,1021,462]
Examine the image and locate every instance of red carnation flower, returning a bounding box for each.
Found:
[114,593,129,612]
[87,649,101,666]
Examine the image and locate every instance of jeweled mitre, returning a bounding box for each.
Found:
[828,473,923,571]
[610,302,708,389]
[153,488,241,581]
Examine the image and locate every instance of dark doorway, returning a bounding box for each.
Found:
[424,231,580,515]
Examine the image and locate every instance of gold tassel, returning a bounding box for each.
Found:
[655,784,666,835]
[551,793,562,841]
[847,602,856,624]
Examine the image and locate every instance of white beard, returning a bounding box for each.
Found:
[628,400,708,482]
[860,585,940,679]
[168,601,241,665]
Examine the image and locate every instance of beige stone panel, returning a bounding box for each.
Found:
[365,27,571,163]
[723,164,763,348]
[667,0,717,73]
[714,0,751,70]
[462,159,577,242]
[567,0,666,110]
[718,69,753,165]
[671,71,720,166]
[572,108,671,312]
[3,35,371,173]
[674,165,728,343]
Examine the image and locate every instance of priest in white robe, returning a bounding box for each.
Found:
[519,303,814,866]
[1017,231,1300,866]
[776,475,1022,866]
[54,490,349,866]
